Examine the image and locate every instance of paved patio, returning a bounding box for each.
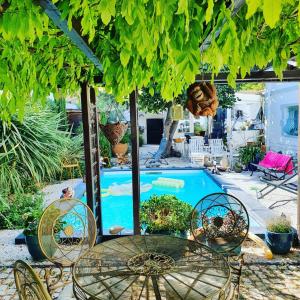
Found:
[1,238,300,300]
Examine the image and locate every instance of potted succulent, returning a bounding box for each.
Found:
[23,207,46,261]
[112,130,130,156]
[265,217,293,255]
[233,162,243,173]
[140,195,193,237]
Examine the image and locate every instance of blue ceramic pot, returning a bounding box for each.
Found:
[25,235,46,261]
[265,231,293,255]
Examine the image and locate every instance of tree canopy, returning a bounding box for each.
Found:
[0,0,299,120]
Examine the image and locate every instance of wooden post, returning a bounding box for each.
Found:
[81,82,103,239]
[130,89,140,235]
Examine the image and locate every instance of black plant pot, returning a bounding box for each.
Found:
[25,235,46,261]
[265,231,293,255]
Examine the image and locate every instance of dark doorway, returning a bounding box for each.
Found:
[147,119,164,144]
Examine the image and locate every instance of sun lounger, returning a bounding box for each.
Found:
[250,151,294,180]
[145,137,168,167]
[257,166,298,207]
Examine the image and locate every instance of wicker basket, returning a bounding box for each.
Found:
[99,122,128,145]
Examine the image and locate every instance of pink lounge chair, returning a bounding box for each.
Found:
[250,151,294,179]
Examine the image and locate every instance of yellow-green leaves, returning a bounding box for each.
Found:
[298,0,300,25]
[99,0,116,25]
[205,0,214,24]
[120,48,131,67]
[176,0,188,14]
[263,0,282,28]
[0,0,300,121]
[246,0,262,19]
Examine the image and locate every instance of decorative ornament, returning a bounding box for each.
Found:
[186,82,219,117]
[171,104,184,120]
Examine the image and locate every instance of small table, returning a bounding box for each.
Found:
[73,235,232,300]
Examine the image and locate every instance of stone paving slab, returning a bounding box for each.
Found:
[2,261,300,299]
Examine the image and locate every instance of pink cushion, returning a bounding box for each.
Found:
[259,151,293,174]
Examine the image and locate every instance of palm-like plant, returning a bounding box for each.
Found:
[0,109,70,193]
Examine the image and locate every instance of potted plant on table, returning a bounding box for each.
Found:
[23,206,46,261]
[233,162,243,173]
[265,217,293,255]
[140,195,193,237]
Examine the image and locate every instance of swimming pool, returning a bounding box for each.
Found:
[80,169,255,232]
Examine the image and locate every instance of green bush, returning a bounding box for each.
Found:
[59,133,85,180]
[194,122,204,135]
[100,133,112,159]
[0,192,44,230]
[267,217,292,233]
[0,108,70,193]
[120,130,130,144]
[140,194,193,233]
[139,134,144,146]
[238,144,263,166]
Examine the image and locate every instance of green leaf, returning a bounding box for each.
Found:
[263,0,282,28]
[246,0,262,19]
[205,0,214,24]
[298,0,300,25]
[120,48,131,67]
[177,0,188,15]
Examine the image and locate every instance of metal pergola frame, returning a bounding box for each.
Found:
[36,0,300,240]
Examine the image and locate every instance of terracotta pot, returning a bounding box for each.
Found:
[112,143,128,156]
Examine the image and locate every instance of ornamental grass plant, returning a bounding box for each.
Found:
[266,217,292,234]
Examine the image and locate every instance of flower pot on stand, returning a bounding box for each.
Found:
[265,231,293,254]
[112,143,128,156]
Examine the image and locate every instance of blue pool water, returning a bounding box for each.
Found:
[81,169,260,232]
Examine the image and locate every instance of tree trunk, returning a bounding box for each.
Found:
[154,105,179,158]
[163,120,179,156]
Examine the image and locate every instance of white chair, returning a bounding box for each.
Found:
[189,137,210,165]
[209,138,227,159]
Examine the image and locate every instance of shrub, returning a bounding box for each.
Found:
[100,133,112,160]
[238,144,263,166]
[120,130,130,144]
[139,134,144,146]
[0,192,44,230]
[140,194,193,233]
[0,108,70,193]
[267,217,292,233]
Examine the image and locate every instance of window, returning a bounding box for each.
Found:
[283,105,298,136]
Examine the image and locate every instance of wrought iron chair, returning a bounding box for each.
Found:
[38,198,97,295]
[190,192,250,299]
[14,260,52,300]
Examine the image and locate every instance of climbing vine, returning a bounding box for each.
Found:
[0,0,299,120]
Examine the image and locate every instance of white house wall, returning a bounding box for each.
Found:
[265,82,299,157]
[138,111,166,144]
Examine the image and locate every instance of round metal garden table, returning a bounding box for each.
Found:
[73,235,233,300]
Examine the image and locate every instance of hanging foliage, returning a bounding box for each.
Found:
[186,82,219,117]
[0,0,300,121]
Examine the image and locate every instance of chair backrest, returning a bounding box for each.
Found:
[14,260,52,300]
[154,137,167,160]
[190,193,249,254]
[38,198,97,267]
[259,151,293,174]
[209,139,224,154]
[189,136,204,154]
